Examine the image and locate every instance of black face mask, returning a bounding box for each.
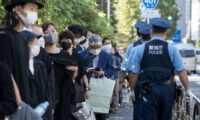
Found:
[79,39,87,45]
[60,42,71,50]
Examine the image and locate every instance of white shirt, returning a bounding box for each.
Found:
[93,55,99,68]
[29,59,34,75]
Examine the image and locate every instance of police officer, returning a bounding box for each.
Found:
[129,18,193,120]
[119,22,148,87]
[128,26,152,120]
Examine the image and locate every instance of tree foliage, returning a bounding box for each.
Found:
[157,0,179,39]
[114,0,141,38]
[0,0,115,38]
[114,0,179,44]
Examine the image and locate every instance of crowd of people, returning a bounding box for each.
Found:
[0,0,195,120]
[0,0,124,120]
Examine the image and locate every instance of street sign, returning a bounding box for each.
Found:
[142,0,159,9]
[141,9,161,19]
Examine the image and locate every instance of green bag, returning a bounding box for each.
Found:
[88,77,115,114]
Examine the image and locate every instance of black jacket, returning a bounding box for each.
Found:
[0,61,18,119]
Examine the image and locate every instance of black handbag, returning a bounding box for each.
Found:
[74,83,85,103]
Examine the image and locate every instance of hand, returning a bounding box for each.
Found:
[185,89,194,102]
[86,90,90,99]
[52,109,54,115]
[94,69,104,77]
[87,68,95,73]
[114,65,117,69]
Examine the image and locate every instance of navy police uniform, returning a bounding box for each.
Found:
[129,18,185,120]
[121,22,148,72]
[128,26,152,120]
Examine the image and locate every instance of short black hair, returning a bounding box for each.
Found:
[68,24,84,35]
[141,34,151,41]
[102,37,110,44]
[152,26,167,34]
[59,30,75,45]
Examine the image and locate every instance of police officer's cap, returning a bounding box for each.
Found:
[21,30,41,43]
[150,18,171,28]
[135,22,148,29]
[139,26,151,35]
[6,0,44,11]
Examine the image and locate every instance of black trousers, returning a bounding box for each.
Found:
[95,113,106,120]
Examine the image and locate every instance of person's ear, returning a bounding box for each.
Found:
[150,30,153,37]
[164,31,168,36]
[164,31,168,39]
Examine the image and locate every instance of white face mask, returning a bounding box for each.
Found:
[38,37,45,48]
[90,49,101,56]
[102,44,112,53]
[74,36,85,45]
[30,45,40,58]
[74,38,80,45]
[18,9,38,25]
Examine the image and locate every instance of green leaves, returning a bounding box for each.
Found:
[36,0,114,38]
[0,0,114,38]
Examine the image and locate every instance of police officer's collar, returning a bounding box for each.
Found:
[137,37,143,43]
[151,37,164,41]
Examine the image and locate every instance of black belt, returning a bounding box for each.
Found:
[149,81,176,86]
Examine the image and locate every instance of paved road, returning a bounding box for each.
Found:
[108,71,200,120]
[108,102,133,120]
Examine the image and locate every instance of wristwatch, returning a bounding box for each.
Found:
[85,87,91,91]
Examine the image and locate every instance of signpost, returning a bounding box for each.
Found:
[141,9,160,19]
[142,0,159,9]
[141,0,160,20]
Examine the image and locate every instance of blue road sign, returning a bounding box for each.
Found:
[171,30,182,43]
[142,0,159,9]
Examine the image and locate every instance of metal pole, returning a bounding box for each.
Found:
[100,0,104,11]
[107,0,111,19]
[189,0,192,41]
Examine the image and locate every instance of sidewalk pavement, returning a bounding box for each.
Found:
[107,101,133,120]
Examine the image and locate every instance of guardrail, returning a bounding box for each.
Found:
[173,87,200,120]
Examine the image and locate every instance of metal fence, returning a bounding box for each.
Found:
[173,87,200,120]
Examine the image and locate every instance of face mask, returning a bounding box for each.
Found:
[44,33,58,44]
[60,42,71,50]
[90,49,101,56]
[74,36,85,45]
[18,9,38,25]
[102,44,112,53]
[30,45,40,58]
[74,38,80,45]
[38,37,45,47]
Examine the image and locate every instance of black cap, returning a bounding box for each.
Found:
[5,0,44,11]
[21,30,41,43]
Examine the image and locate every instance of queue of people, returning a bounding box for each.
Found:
[0,0,123,120]
[0,0,195,120]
